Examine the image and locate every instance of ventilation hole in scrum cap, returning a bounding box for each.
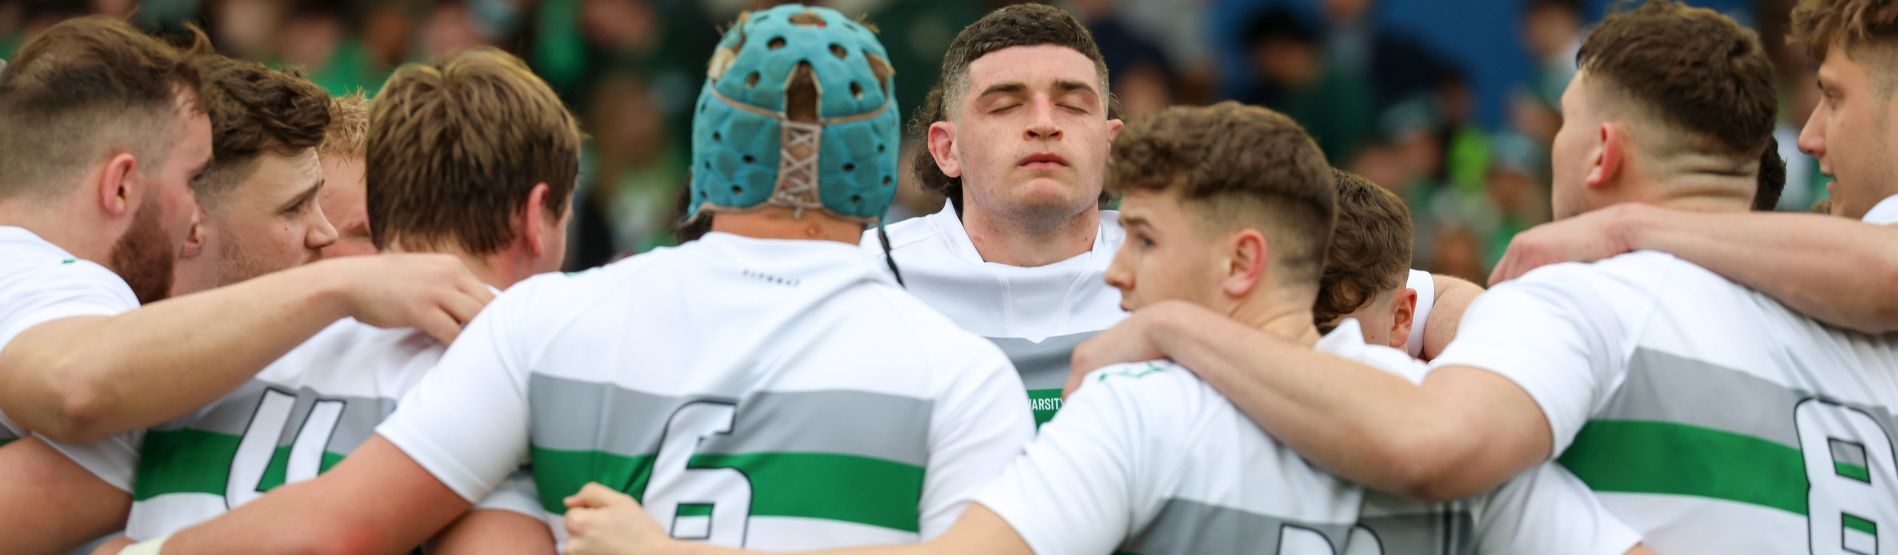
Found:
[851,194,862,203]
[883,176,893,186]
[731,185,743,194]
[843,163,856,172]
[830,44,848,60]
[768,37,786,50]
[743,154,756,164]
[850,81,863,99]
[746,72,760,88]
[712,132,722,142]
[877,144,886,153]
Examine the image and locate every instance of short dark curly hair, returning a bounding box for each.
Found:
[910,4,1115,212]
[1314,169,1411,331]
[195,56,331,204]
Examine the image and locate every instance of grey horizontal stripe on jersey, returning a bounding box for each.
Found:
[151,380,397,452]
[1120,498,1472,555]
[1831,439,1868,469]
[988,331,1100,390]
[1594,348,1898,448]
[529,373,932,466]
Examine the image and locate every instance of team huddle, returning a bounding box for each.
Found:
[0,0,1893,554]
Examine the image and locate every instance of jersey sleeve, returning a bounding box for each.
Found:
[973,363,1190,555]
[1470,462,1641,555]
[1428,264,1650,457]
[915,335,1034,539]
[376,280,543,504]
[36,429,143,492]
[468,467,546,519]
[0,260,138,350]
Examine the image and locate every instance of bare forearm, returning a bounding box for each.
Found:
[1623,204,1898,333]
[0,438,130,555]
[1421,275,1482,361]
[1139,302,1464,497]
[162,480,390,555]
[430,510,556,555]
[0,266,349,442]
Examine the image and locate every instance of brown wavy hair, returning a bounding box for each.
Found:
[366,48,582,255]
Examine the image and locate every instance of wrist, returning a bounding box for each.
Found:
[295,259,355,322]
[1610,202,1658,252]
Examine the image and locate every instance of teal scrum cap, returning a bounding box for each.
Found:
[687,4,900,223]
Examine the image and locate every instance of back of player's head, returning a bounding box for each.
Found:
[0,16,208,201]
[1107,102,1335,288]
[911,4,1112,207]
[1576,0,1776,181]
[1792,0,1898,93]
[686,5,900,223]
[366,48,581,255]
[194,56,331,207]
[321,92,370,161]
[1314,169,1411,330]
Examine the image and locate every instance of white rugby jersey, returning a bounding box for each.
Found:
[0,226,139,442]
[1434,250,1898,554]
[41,319,543,540]
[379,232,1035,549]
[979,321,1640,554]
[865,203,1126,425]
[1865,193,1898,225]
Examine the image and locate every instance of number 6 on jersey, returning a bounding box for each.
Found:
[644,401,754,546]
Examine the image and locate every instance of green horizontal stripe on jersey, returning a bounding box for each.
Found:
[1844,513,1877,535]
[1559,420,1806,515]
[135,428,239,500]
[532,447,925,533]
[1837,461,1872,483]
[256,445,346,492]
[134,428,345,501]
[677,503,714,518]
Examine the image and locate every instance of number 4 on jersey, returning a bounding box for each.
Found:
[1796,399,1898,555]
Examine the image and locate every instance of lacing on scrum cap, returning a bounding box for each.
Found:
[702,84,893,219]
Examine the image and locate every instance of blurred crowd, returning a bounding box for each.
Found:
[0,0,1832,281]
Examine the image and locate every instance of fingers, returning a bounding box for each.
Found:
[440,289,487,328]
[413,308,463,344]
[565,482,618,509]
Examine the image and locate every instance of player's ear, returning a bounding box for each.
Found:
[179,211,205,259]
[1586,121,1625,191]
[1390,287,1418,351]
[520,182,553,258]
[97,152,139,218]
[1223,228,1268,299]
[927,120,961,179]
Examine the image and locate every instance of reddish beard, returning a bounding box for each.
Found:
[108,198,178,304]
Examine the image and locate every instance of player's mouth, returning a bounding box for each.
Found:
[1018,152,1070,170]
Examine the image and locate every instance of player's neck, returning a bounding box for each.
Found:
[1616,173,1753,214]
[959,199,1099,267]
[383,244,528,290]
[1230,290,1323,348]
[0,195,114,262]
[710,207,864,245]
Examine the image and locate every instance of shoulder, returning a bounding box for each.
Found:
[864,211,948,253]
[1077,360,1208,405]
